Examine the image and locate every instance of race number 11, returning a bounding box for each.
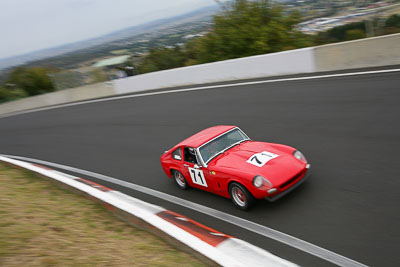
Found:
[188,167,208,187]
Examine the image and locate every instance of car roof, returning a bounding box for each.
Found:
[176,125,237,148]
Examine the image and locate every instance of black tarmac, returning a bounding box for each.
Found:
[1,67,399,266]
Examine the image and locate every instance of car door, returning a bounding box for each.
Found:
[180,147,212,192]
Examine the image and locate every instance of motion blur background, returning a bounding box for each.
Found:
[1,0,399,101]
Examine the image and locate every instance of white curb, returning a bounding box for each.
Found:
[0,155,297,267]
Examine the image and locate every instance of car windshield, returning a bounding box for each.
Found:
[199,128,249,164]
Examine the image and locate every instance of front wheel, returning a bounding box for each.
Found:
[229,183,254,210]
[173,170,189,190]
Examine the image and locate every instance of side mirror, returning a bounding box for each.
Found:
[194,164,201,169]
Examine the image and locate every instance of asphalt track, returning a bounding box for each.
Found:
[1,68,399,266]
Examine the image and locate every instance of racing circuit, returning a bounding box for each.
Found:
[1,67,399,266]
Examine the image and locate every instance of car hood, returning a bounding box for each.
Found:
[209,141,304,184]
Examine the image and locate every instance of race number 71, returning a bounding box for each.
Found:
[188,167,208,187]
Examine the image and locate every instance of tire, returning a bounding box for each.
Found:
[228,182,254,210]
[173,170,189,190]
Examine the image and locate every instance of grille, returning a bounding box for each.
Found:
[279,170,304,189]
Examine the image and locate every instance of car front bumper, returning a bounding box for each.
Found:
[264,169,311,202]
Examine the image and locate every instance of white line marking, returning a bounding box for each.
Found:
[1,154,368,267]
[210,232,226,237]
[1,68,400,119]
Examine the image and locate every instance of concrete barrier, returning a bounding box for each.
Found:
[1,33,399,116]
[114,48,315,95]
[0,82,115,115]
[314,33,400,72]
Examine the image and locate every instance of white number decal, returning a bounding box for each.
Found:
[188,168,207,187]
[247,151,279,167]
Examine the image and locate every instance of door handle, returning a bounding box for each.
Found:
[184,164,189,167]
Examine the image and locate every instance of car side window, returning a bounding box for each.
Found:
[171,147,182,161]
[184,147,198,164]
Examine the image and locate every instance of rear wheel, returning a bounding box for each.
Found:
[173,170,189,190]
[229,183,254,210]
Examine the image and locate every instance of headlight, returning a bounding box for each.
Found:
[253,175,272,188]
[293,150,307,163]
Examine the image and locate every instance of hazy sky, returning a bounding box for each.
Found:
[0,0,219,59]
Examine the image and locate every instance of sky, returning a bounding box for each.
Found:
[0,0,219,59]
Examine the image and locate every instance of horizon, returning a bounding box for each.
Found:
[0,0,223,61]
[0,4,218,63]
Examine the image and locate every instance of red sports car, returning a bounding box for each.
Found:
[160,125,310,210]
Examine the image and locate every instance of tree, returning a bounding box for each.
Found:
[385,14,400,28]
[384,14,400,34]
[191,0,312,64]
[314,22,366,45]
[136,0,312,74]
[90,69,108,83]
[137,47,186,74]
[345,29,366,41]
[6,67,55,96]
[0,86,27,103]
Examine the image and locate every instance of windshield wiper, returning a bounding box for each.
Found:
[205,139,248,164]
[229,139,248,149]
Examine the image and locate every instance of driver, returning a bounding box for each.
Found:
[187,147,197,164]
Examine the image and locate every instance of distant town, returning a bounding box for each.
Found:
[294,1,400,34]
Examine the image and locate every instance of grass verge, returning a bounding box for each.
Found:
[0,163,207,267]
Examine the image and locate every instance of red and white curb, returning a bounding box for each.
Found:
[0,155,297,267]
